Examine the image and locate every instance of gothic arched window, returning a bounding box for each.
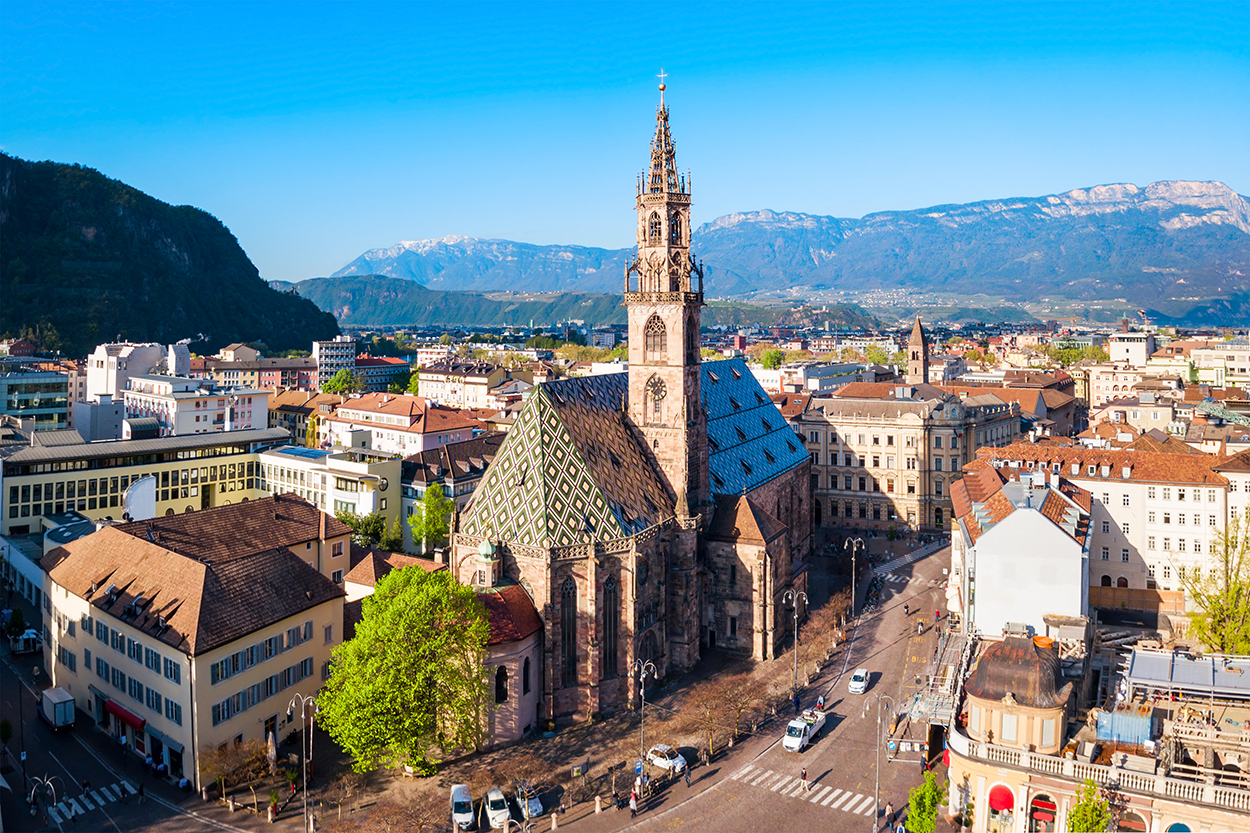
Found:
[648,212,662,244]
[686,321,698,362]
[561,577,577,687]
[669,212,682,244]
[602,576,619,678]
[645,315,667,356]
[495,666,508,704]
[522,657,532,694]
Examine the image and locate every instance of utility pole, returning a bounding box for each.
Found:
[287,693,318,832]
[862,693,895,833]
[844,537,865,617]
[632,659,657,762]
[781,589,808,697]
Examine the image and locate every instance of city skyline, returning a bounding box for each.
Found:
[2,1,1247,283]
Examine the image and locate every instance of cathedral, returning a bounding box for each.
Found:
[450,84,811,731]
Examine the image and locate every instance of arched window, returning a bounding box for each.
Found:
[561,577,577,687]
[686,322,698,362]
[495,666,508,704]
[645,315,667,356]
[522,657,531,695]
[669,212,682,244]
[1101,575,1112,587]
[602,576,619,678]
[648,212,662,243]
[1028,794,1057,833]
[1116,576,1129,588]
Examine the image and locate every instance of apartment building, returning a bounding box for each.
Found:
[353,355,411,392]
[123,375,270,436]
[974,444,1229,604]
[1087,363,1182,407]
[416,358,507,409]
[1191,337,1250,388]
[0,358,69,430]
[40,497,346,788]
[267,390,346,446]
[196,357,318,391]
[1089,393,1178,434]
[312,335,356,389]
[796,383,1021,532]
[0,428,289,535]
[323,392,479,455]
[256,446,401,565]
[1108,332,1157,367]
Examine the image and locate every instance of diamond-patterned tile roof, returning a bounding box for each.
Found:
[703,358,807,495]
[460,374,674,548]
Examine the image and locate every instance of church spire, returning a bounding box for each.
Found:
[907,315,930,385]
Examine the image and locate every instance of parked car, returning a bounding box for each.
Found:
[485,786,510,829]
[450,784,475,831]
[516,781,543,820]
[647,743,688,773]
[849,668,870,694]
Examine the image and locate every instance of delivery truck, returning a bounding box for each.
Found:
[38,687,75,730]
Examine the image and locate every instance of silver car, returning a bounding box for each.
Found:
[647,743,688,773]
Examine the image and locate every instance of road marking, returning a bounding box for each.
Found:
[810,785,833,803]
[80,793,96,810]
[731,764,754,780]
[851,795,876,815]
[68,796,86,815]
[749,769,773,786]
[822,788,843,806]
[784,780,808,797]
[49,806,64,824]
[770,775,796,792]
[105,783,121,799]
[91,789,107,804]
[830,791,856,810]
[121,779,137,795]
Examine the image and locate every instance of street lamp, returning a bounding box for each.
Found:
[28,774,63,823]
[632,659,658,762]
[781,589,809,698]
[844,537,865,617]
[287,693,318,832]
[862,693,896,833]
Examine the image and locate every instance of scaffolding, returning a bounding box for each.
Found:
[916,630,977,726]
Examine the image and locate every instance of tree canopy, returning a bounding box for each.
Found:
[1182,508,1250,654]
[335,510,405,553]
[407,484,455,555]
[905,770,945,833]
[318,568,490,772]
[1066,779,1110,832]
[323,368,365,394]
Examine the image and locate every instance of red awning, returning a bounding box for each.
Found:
[105,699,146,730]
[988,785,1015,812]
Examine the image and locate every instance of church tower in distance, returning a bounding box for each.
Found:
[625,79,708,518]
[907,315,930,385]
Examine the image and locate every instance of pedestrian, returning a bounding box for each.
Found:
[917,620,923,636]
[82,779,90,793]
[885,801,894,827]
[934,609,940,623]
[801,767,808,791]
[903,603,909,616]
[684,766,691,788]
[138,782,145,804]
[630,791,638,818]
[793,694,801,715]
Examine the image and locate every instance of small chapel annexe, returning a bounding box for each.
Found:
[450,86,811,728]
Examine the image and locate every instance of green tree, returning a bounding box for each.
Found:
[439,333,453,345]
[388,369,413,393]
[1182,508,1250,654]
[700,347,728,361]
[408,484,455,555]
[335,510,404,552]
[1066,779,1110,833]
[318,568,490,773]
[4,607,26,638]
[323,368,365,394]
[304,414,320,449]
[760,348,785,370]
[906,770,945,833]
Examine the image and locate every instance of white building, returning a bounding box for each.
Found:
[123,375,269,437]
[312,335,356,389]
[1108,332,1157,368]
[950,467,1091,635]
[1191,338,1250,388]
[322,393,480,456]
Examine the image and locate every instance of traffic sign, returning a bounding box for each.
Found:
[635,760,643,775]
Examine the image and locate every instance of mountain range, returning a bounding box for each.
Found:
[334,180,1250,317]
[0,154,340,358]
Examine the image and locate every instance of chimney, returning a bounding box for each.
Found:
[319,510,327,542]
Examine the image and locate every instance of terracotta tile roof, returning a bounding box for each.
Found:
[353,355,409,368]
[403,432,505,486]
[833,382,950,401]
[480,583,542,645]
[976,442,1228,486]
[269,390,346,415]
[112,493,350,562]
[952,463,1090,546]
[1040,389,1075,410]
[940,385,1043,416]
[1213,449,1250,473]
[706,494,789,544]
[769,391,812,419]
[41,523,343,656]
[344,548,445,587]
[326,394,481,435]
[1129,432,1202,455]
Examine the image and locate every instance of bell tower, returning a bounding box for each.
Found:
[626,74,707,516]
[907,315,930,385]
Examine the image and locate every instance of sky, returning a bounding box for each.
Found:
[3,1,1248,283]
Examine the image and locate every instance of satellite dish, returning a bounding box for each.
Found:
[124,476,158,522]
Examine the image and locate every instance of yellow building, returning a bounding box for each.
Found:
[41,496,348,788]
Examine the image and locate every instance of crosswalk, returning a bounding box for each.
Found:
[879,573,941,587]
[48,779,137,824]
[729,764,879,817]
[874,540,946,574]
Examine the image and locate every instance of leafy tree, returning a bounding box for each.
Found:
[1066,779,1110,833]
[407,372,422,395]
[700,347,728,361]
[760,348,785,370]
[388,369,413,394]
[323,368,365,394]
[4,607,26,638]
[864,344,890,366]
[318,568,490,772]
[439,333,453,345]
[304,414,320,449]
[408,484,455,554]
[335,511,403,552]
[906,770,945,833]
[1182,508,1250,654]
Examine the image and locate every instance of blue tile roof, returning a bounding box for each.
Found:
[702,358,807,495]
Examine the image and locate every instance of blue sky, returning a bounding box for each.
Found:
[3,1,1247,282]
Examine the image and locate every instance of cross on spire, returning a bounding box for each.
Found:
[657,68,668,105]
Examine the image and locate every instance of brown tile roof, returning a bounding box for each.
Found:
[480,583,543,645]
[269,390,347,414]
[1213,448,1250,473]
[952,464,1090,546]
[833,381,950,401]
[113,493,350,562]
[975,442,1228,485]
[41,524,343,656]
[403,432,505,486]
[706,494,789,544]
[1039,389,1075,410]
[1129,432,1202,455]
[344,547,444,587]
[940,385,1043,416]
[769,391,812,419]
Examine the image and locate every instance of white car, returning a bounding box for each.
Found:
[849,667,870,694]
[450,784,475,831]
[647,743,688,773]
[485,786,511,829]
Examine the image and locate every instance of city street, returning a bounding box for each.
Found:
[565,541,953,833]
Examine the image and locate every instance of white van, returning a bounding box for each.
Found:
[450,784,475,831]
